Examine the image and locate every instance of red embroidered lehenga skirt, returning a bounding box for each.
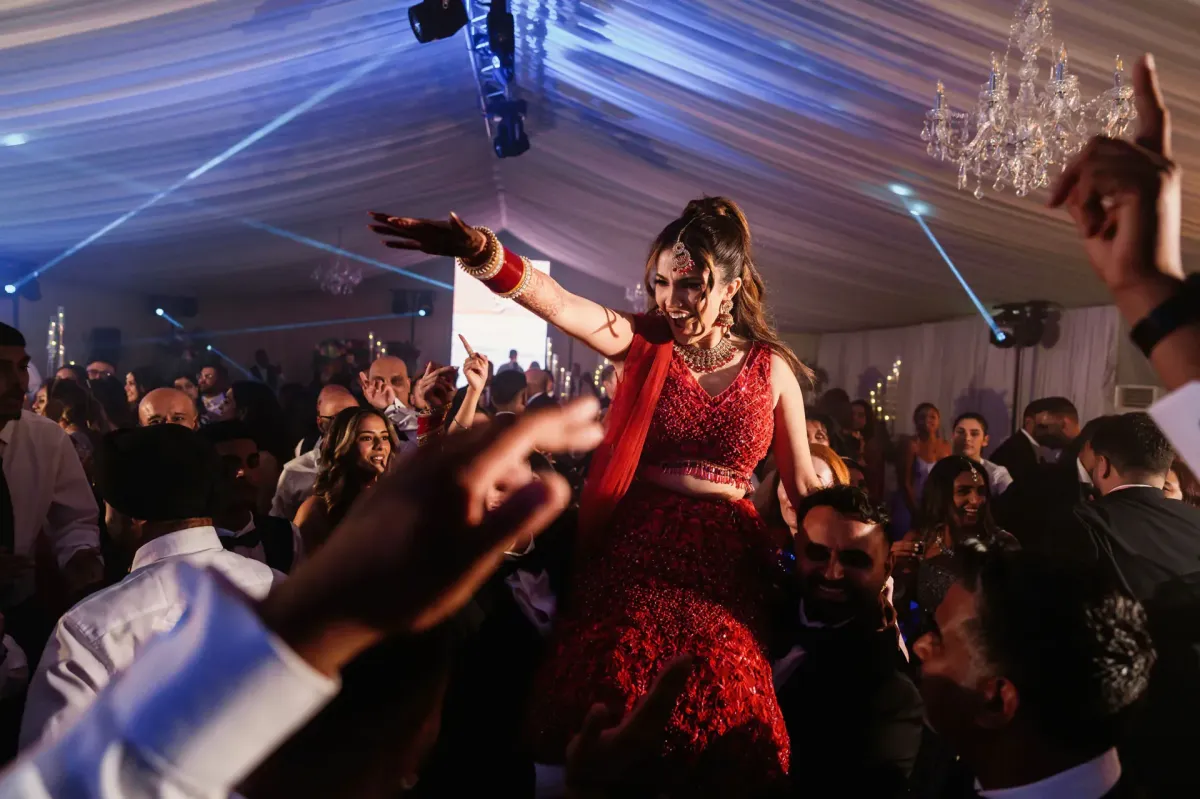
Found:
[528,481,790,796]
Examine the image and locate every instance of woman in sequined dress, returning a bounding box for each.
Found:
[890,455,1017,642]
[370,197,823,794]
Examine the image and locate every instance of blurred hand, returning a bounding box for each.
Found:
[258,398,605,676]
[360,372,398,412]
[463,353,489,393]
[369,212,489,262]
[890,540,923,559]
[410,363,457,411]
[1048,54,1183,292]
[565,656,694,797]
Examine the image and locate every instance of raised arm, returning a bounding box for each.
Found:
[770,354,823,513]
[370,213,636,360]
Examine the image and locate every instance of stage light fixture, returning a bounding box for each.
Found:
[155,308,164,316]
[491,99,530,158]
[409,0,468,43]
[888,183,913,197]
[487,2,515,80]
[2,133,27,147]
[3,285,14,295]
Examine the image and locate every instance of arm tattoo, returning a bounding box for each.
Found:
[515,268,566,320]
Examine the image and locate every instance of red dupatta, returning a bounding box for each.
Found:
[577,313,674,545]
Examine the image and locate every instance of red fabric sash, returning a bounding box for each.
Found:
[578,313,673,545]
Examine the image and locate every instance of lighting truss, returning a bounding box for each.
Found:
[465,1,530,158]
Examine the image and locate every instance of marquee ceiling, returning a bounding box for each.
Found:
[2,0,1198,332]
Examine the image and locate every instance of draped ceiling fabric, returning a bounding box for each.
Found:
[1,0,1198,332]
[816,305,1120,443]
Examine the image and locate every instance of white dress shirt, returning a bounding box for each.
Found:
[20,526,282,749]
[979,458,1013,495]
[1,562,336,799]
[1150,381,1200,470]
[271,448,321,520]
[0,411,100,605]
[978,747,1121,799]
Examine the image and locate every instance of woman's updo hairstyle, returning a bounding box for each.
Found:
[645,196,810,380]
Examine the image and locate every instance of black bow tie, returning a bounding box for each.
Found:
[220,528,261,551]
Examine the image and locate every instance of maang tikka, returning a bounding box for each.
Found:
[671,218,698,276]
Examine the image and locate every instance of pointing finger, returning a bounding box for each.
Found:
[1134,53,1171,158]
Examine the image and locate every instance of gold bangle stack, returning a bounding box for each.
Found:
[455,227,503,280]
[497,256,534,300]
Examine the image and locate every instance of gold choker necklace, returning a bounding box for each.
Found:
[675,336,737,373]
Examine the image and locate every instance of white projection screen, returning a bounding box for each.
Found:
[450,260,550,385]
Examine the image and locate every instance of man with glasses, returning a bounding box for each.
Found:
[271,386,358,522]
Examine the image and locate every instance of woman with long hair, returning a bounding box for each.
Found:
[124,366,164,412]
[849,398,888,500]
[371,197,822,791]
[88,375,135,430]
[890,455,1015,640]
[294,406,396,552]
[893,402,951,535]
[41,378,109,478]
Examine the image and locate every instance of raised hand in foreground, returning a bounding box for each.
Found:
[1048,53,1182,294]
[258,397,605,677]
[1049,53,1199,393]
[369,211,488,262]
[565,656,695,798]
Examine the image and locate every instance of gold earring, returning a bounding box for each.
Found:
[716,298,734,328]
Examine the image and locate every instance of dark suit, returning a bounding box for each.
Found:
[997,459,1095,551]
[774,607,923,798]
[1054,487,1200,797]
[988,432,1040,487]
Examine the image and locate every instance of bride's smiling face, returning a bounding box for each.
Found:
[651,249,741,345]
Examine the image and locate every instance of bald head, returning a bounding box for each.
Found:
[362,356,411,407]
[138,387,199,429]
[317,384,358,435]
[525,368,553,397]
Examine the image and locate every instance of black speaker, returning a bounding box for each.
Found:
[391,290,435,318]
[86,327,123,367]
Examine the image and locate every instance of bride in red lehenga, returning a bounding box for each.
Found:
[371,197,823,794]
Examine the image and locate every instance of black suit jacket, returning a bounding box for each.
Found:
[989,432,1040,487]
[1053,487,1200,797]
[775,614,923,798]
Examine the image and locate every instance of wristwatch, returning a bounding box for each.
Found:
[1130,273,1200,358]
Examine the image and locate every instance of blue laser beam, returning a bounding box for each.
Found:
[11,50,396,289]
[204,344,257,380]
[155,308,185,330]
[129,312,418,346]
[908,208,1006,342]
[16,149,452,291]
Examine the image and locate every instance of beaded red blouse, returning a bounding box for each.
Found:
[640,342,774,493]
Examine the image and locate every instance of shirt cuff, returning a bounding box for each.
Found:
[504,536,536,558]
[106,563,338,793]
[1149,382,1200,470]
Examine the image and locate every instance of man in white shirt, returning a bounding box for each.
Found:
[273,385,358,519]
[0,323,103,655]
[951,413,1012,495]
[20,423,282,749]
[913,546,1154,798]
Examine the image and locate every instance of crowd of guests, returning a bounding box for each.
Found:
[0,52,1194,799]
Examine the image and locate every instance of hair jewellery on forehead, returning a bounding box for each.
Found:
[671,217,698,276]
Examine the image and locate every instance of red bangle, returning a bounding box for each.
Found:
[482,248,528,296]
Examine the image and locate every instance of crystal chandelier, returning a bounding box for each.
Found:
[921,0,1136,198]
[312,228,363,295]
